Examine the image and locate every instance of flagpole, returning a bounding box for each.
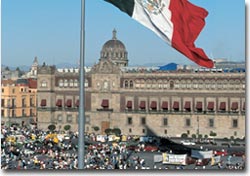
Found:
[78,0,85,169]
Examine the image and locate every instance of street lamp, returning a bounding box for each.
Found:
[197,116,200,139]
[7,98,11,128]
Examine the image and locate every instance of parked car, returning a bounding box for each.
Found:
[180,140,196,146]
[195,158,210,166]
[186,156,197,165]
[127,144,139,151]
[213,149,228,156]
[143,144,158,152]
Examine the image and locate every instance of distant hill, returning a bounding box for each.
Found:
[1,65,30,72]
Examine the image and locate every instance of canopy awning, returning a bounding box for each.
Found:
[101,99,109,108]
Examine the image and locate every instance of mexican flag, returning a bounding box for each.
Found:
[104,0,214,68]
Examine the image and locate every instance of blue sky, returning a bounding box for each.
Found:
[1,0,246,67]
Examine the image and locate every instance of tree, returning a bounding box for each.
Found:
[5,66,10,71]
[191,134,196,139]
[181,133,188,138]
[104,128,112,135]
[64,125,71,131]
[112,128,121,136]
[209,131,217,137]
[48,124,56,131]
[92,126,100,132]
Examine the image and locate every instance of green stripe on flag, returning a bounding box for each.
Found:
[104,0,134,17]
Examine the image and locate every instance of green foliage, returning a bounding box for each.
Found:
[112,128,121,136]
[191,134,196,138]
[48,124,56,131]
[209,131,217,137]
[104,128,112,135]
[181,133,188,138]
[92,126,100,132]
[64,125,71,131]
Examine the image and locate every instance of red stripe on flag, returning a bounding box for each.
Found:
[169,0,214,68]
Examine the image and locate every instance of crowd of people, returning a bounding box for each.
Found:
[1,125,149,170]
[1,125,246,170]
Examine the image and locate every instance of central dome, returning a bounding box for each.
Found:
[100,29,128,67]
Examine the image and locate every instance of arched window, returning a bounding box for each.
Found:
[64,79,68,87]
[186,80,192,89]
[242,81,245,90]
[193,80,198,89]
[74,79,78,87]
[146,79,151,89]
[125,80,129,88]
[170,81,174,89]
[129,80,133,88]
[158,79,163,89]
[135,79,140,88]
[140,79,145,89]
[181,80,186,89]
[59,79,63,87]
[175,80,180,89]
[85,79,89,88]
[222,80,228,89]
[205,80,210,89]
[152,79,157,89]
[198,80,203,89]
[41,80,47,88]
[69,79,74,87]
[210,80,216,89]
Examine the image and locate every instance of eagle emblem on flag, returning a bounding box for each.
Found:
[138,0,165,15]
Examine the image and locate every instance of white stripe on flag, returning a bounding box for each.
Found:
[132,0,173,45]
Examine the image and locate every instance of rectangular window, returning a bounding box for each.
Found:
[128,117,133,125]
[1,110,4,117]
[85,115,90,124]
[30,109,33,116]
[67,115,72,123]
[129,128,132,133]
[164,129,167,134]
[163,117,168,126]
[142,129,146,133]
[58,115,63,122]
[209,118,214,128]
[185,118,191,127]
[22,98,25,107]
[30,97,33,106]
[232,119,238,128]
[12,88,15,94]
[22,109,25,116]
[12,99,15,107]
[12,109,15,117]
[1,99,4,107]
[141,117,146,125]
[2,88,4,93]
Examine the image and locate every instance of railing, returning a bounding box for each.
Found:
[37,107,245,115]
[124,109,244,115]
[96,108,113,112]
[38,107,79,112]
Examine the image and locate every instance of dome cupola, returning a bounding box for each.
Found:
[100,29,128,67]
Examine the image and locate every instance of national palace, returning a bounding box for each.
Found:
[36,29,245,139]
